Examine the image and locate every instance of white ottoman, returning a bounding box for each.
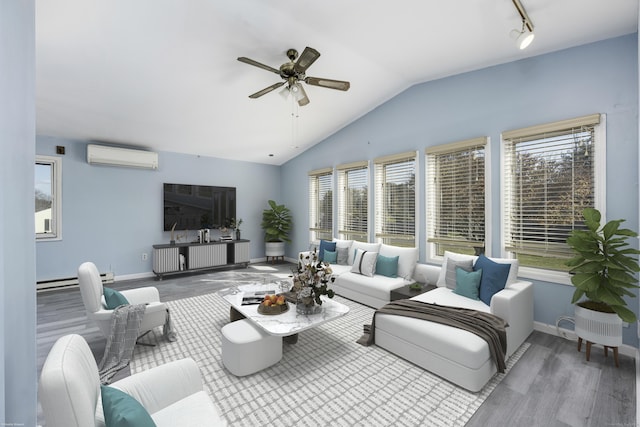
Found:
[221,319,282,376]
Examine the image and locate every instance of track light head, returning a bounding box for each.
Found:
[511,21,535,49]
[510,0,535,50]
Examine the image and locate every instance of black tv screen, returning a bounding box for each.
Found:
[163,183,236,231]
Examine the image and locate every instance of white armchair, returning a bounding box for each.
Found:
[78,261,167,338]
[39,334,226,427]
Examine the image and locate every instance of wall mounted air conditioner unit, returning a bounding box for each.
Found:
[87,144,159,170]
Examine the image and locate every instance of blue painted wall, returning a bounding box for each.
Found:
[2,1,36,425]
[280,35,640,345]
[36,137,281,280]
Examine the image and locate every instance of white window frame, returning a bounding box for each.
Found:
[35,155,62,241]
[337,161,369,242]
[374,151,418,247]
[426,137,491,263]
[308,167,334,242]
[500,114,606,284]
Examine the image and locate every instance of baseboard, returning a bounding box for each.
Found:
[36,271,114,292]
[534,321,637,358]
[113,271,155,282]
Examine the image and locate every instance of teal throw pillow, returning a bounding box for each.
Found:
[453,267,482,300]
[101,385,156,427]
[375,254,399,278]
[323,249,338,264]
[318,240,336,261]
[474,255,511,305]
[103,287,129,310]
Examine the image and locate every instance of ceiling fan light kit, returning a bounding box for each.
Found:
[511,0,535,50]
[238,46,350,106]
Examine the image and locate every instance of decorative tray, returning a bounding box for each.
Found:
[257,299,289,315]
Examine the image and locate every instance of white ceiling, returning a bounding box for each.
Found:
[36,1,638,165]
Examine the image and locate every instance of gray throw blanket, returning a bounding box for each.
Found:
[98,304,146,384]
[357,299,508,373]
[163,307,177,342]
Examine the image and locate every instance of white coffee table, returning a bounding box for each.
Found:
[217,283,349,341]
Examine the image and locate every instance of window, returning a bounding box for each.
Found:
[374,151,417,247]
[502,114,604,274]
[35,155,62,240]
[308,168,333,241]
[337,161,369,242]
[426,138,487,259]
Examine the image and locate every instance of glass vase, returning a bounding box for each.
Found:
[296,293,322,315]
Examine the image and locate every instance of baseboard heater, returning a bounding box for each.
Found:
[36,272,114,292]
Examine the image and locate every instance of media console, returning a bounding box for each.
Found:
[152,240,250,279]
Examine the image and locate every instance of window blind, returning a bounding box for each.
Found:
[337,162,368,241]
[503,115,599,264]
[374,151,416,247]
[426,138,487,255]
[308,169,333,241]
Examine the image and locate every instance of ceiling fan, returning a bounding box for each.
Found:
[237,47,350,106]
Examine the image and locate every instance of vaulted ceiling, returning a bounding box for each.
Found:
[36,1,638,165]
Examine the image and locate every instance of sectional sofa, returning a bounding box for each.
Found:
[302,239,419,308]
[378,254,533,391]
[302,241,534,391]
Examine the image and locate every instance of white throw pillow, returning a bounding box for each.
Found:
[437,251,478,287]
[333,238,353,249]
[351,249,378,277]
[348,241,381,265]
[379,244,419,280]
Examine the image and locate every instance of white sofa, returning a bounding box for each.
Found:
[374,259,534,392]
[301,239,419,308]
[39,334,226,427]
[301,242,533,391]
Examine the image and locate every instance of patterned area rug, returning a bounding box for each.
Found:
[131,292,529,427]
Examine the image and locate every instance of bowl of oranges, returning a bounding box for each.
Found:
[257,293,289,315]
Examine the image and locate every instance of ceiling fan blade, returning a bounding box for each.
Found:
[237,57,280,75]
[304,77,350,91]
[248,82,285,99]
[296,84,310,106]
[294,47,320,74]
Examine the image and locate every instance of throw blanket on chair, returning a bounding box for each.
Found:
[163,307,178,342]
[98,303,146,384]
[357,299,508,373]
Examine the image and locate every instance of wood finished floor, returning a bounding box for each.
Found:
[37,263,636,427]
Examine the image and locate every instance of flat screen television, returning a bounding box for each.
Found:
[163,183,236,231]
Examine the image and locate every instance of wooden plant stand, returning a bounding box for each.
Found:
[577,337,619,368]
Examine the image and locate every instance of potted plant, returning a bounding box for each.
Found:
[230,218,243,240]
[261,200,292,259]
[565,208,640,348]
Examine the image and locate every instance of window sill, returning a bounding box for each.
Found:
[517,266,572,286]
[36,235,62,242]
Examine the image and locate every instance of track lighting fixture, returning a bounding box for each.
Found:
[510,0,535,50]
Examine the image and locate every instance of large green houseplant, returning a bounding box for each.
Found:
[565,208,640,323]
[261,200,292,242]
[261,200,292,260]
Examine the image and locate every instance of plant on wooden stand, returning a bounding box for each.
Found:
[565,207,640,323]
[261,200,292,259]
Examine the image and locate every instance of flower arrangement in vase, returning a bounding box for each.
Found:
[293,250,335,314]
